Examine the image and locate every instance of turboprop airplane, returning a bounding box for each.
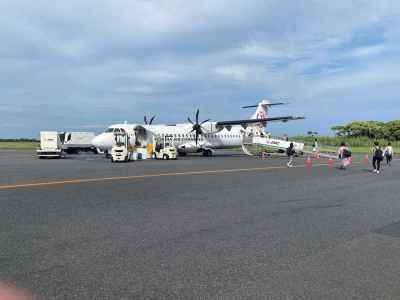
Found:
[91,99,305,156]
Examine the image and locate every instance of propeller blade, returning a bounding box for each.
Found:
[144,116,148,124]
[188,117,194,124]
[149,116,155,125]
[196,109,199,124]
[200,119,210,125]
[195,131,199,146]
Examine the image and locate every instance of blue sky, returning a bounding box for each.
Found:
[1,1,399,138]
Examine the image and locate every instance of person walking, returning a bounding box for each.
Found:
[286,142,295,167]
[372,141,384,174]
[338,142,351,170]
[384,142,394,166]
[312,138,319,153]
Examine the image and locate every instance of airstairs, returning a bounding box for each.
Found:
[241,134,305,156]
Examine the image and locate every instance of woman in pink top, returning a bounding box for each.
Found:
[338,142,351,169]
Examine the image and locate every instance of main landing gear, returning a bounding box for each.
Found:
[202,149,213,157]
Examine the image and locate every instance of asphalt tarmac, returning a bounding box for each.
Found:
[1,150,400,299]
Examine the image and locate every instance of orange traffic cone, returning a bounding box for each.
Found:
[305,156,312,170]
[361,154,369,165]
[327,158,334,168]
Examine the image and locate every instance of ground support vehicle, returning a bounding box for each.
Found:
[110,133,135,162]
[36,131,64,159]
[152,135,177,160]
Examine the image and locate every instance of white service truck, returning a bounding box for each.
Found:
[61,132,96,154]
[36,131,64,159]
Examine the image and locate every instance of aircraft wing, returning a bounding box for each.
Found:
[215,116,305,126]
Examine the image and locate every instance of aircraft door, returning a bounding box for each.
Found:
[133,126,147,147]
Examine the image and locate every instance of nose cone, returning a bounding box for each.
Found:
[92,134,112,150]
[91,135,102,148]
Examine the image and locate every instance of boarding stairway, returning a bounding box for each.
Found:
[241,134,304,156]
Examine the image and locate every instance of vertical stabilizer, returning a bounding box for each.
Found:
[250,99,270,128]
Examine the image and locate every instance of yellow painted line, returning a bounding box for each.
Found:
[0,163,330,191]
[1,157,391,191]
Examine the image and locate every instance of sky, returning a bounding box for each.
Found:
[1,0,399,138]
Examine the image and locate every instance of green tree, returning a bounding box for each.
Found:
[332,120,399,140]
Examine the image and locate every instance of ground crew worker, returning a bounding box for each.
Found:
[384,142,394,166]
[372,141,384,174]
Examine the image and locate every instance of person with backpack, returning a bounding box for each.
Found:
[338,142,351,170]
[286,142,296,167]
[372,141,384,174]
[384,142,394,166]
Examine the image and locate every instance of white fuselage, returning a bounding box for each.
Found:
[92,122,245,153]
[91,99,297,154]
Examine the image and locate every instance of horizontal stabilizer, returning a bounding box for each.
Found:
[242,102,288,108]
[216,116,305,126]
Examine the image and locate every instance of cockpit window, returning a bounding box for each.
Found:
[105,128,114,133]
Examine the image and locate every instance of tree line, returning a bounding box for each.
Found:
[0,138,39,142]
[332,121,400,140]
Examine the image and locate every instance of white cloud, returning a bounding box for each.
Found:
[114,85,156,95]
[214,65,253,81]
[1,0,400,137]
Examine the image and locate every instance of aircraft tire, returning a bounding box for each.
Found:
[203,149,212,157]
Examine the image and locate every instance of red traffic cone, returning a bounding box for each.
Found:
[327,158,334,168]
[305,156,312,170]
[361,154,369,165]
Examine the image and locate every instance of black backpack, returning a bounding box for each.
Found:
[342,149,352,158]
[374,148,383,159]
[286,147,295,156]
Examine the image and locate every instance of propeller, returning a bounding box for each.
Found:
[187,109,210,146]
[144,115,156,125]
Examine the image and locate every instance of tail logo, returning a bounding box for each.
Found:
[256,111,266,119]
